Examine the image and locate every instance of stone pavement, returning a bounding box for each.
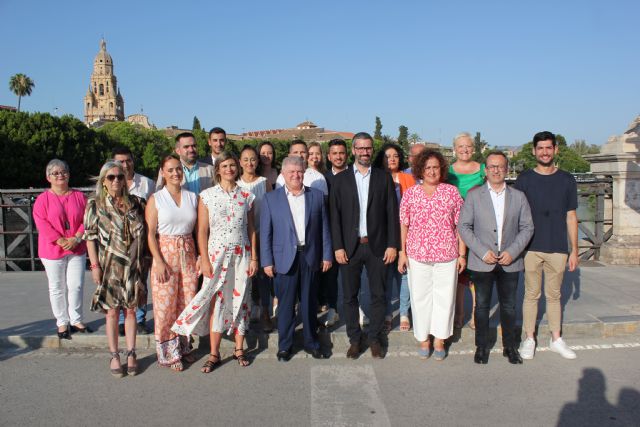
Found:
[1,263,639,353]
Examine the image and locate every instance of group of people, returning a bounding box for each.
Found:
[33,126,579,377]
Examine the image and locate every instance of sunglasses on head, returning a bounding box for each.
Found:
[106,174,125,182]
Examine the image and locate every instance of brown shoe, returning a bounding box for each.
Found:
[346,342,361,359]
[370,341,385,359]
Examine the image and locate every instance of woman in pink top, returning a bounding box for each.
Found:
[33,159,91,339]
[398,150,465,361]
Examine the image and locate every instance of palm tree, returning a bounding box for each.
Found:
[8,73,35,112]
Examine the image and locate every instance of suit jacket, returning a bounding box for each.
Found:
[329,165,399,258]
[155,160,215,193]
[198,155,215,166]
[260,186,333,274]
[458,184,534,272]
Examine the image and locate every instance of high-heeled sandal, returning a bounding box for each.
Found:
[233,348,250,367]
[110,351,123,378]
[201,354,221,374]
[126,349,137,376]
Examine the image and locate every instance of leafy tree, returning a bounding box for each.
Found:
[192,116,202,131]
[556,134,567,147]
[408,133,421,145]
[374,116,383,140]
[8,73,35,112]
[511,141,591,173]
[473,132,487,162]
[570,139,600,156]
[398,125,409,151]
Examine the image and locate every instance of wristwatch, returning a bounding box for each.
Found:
[74,236,82,244]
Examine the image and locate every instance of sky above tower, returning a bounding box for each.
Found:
[1,0,638,147]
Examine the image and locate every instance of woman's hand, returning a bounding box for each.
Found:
[201,257,213,279]
[398,251,409,274]
[195,256,202,277]
[91,266,102,285]
[57,237,74,250]
[152,260,171,283]
[457,255,467,273]
[248,259,258,278]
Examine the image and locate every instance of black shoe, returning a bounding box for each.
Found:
[70,324,93,334]
[474,347,489,364]
[118,324,125,337]
[304,347,329,359]
[277,349,292,362]
[57,327,70,340]
[137,322,151,334]
[503,347,523,364]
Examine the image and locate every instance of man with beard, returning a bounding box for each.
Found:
[514,131,579,360]
[329,132,399,359]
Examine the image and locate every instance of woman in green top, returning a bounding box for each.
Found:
[448,132,486,329]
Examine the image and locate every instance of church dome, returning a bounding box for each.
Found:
[94,39,113,66]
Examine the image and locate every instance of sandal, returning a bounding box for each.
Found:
[110,351,123,378]
[201,354,221,373]
[169,361,184,372]
[126,349,138,376]
[399,316,411,332]
[233,348,250,367]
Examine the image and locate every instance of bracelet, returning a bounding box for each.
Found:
[89,263,100,270]
[250,258,258,261]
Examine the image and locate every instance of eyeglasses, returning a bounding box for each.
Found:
[354,146,373,152]
[49,171,69,177]
[105,174,125,181]
[486,165,507,171]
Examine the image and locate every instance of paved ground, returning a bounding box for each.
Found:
[1,335,639,426]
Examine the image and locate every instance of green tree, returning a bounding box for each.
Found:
[192,116,202,131]
[511,141,591,173]
[8,73,35,112]
[570,139,600,156]
[556,134,567,147]
[472,132,487,162]
[374,116,383,140]
[398,125,409,150]
[408,133,421,145]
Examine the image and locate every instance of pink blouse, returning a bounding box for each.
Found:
[33,190,87,260]
[399,183,463,263]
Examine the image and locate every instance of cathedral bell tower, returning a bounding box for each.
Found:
[84,39,125,125]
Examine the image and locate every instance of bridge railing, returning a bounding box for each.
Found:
[0,177,614,271]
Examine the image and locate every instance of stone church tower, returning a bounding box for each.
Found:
[84,39,124,124]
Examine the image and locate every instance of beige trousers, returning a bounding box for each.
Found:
[523,251,568,335]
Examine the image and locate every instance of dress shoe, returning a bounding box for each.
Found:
[57,327,70,340]
[370,341,385,359]
[503,347,523,364]
[305,348,329,359]
[70,324,93,334]
[474,347,489,364]
[346,342,361,359]
[277,349,292,362]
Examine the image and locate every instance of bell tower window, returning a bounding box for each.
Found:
[99,84,104,96]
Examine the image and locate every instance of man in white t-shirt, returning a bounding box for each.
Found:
[112,146,155,335]
[275,140,328,196]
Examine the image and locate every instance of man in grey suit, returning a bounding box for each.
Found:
[459,151,534,365]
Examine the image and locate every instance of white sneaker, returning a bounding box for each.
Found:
[520,337,536,360]
[324,308,339,327]
[549,337,577,359]
[359,308,369,327]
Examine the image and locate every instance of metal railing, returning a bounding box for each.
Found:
[0,177,614,271]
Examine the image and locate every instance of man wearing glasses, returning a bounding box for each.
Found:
[329,132,399,359]
[458,151,534,364]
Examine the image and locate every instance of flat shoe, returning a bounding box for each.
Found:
[418,346,431,359]
[433,349,447,361]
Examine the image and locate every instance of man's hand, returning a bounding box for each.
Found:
[568,251,579,272]
[482,251,499,264]
[457,256,467,273]
[321,260,332,273]
[497,251,513,266]
[383,247,397,264]
[397,251,409,274]
[335,249,348,265]
[264,265,275,278]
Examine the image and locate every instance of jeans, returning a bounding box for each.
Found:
[41,254,86,327]
[471,266,520,349]
[385,261,410,317]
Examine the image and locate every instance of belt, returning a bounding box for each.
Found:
[297,245,305,252]
[359,237,369,244]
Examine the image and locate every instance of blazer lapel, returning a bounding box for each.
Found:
[277,188,297,237]
[347,166,361,220]
[481,185,498,231]
[304,187,312,228]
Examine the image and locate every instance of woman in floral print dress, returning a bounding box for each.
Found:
[172,152,258,373]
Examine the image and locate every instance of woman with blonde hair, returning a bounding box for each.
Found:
[84,161,147,377]
[307,142,327,174]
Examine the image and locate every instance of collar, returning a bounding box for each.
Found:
[284,184,305,197]
[332,167,346,175]
[487,181,506,195]
[353,165,371,177]
[182,161,198,172]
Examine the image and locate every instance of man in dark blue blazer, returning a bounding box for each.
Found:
[261,156,333,361]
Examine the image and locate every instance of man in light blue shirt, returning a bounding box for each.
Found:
[156,132,215,193]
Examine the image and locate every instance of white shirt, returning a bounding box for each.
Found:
[284,185,306,246]
[488,182,506,251]
[154,188,198,235]
[129,173,155,201]
[276,168,328,196]
[353,166,371,238]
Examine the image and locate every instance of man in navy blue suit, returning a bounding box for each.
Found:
[260,156,333,361]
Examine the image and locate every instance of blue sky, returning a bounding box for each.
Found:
[1,0,638,147]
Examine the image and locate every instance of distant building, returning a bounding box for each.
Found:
[239,120,354,143]
[126,113,155,129]
[0,105,17,112]
[84,39,125,126]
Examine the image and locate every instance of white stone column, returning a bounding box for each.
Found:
[585,117,640,265]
